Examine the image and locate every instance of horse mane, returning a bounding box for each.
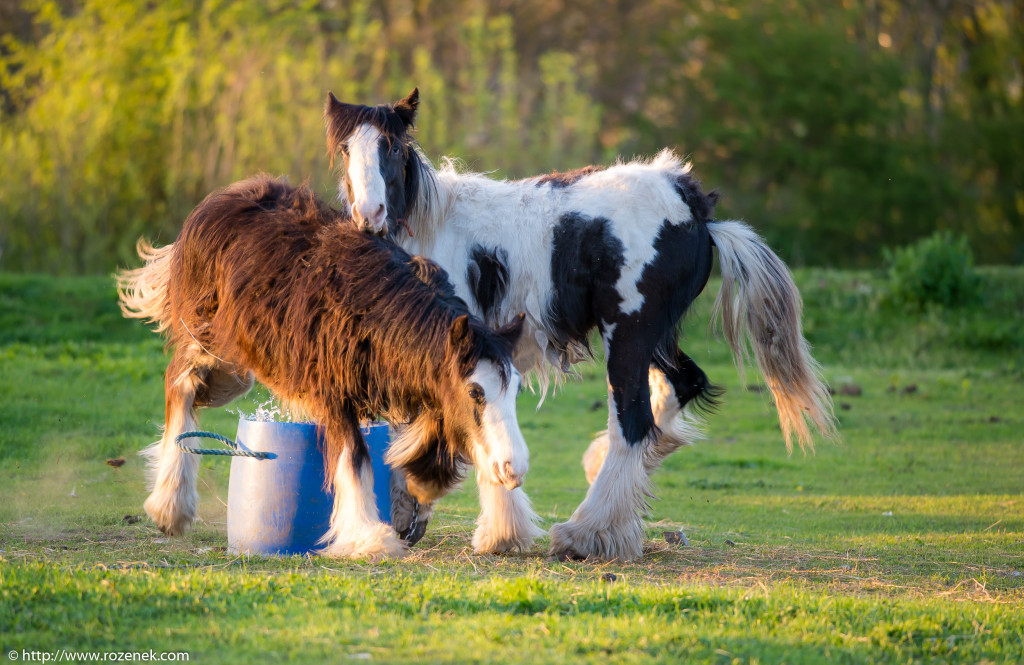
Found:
[399,145,449,247]
[412,150,709,251]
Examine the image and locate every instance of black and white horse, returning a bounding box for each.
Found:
[325,89,837,562]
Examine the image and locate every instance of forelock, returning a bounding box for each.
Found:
[475,326,517,391]
[327,103,410,155]
[455,320,516,391]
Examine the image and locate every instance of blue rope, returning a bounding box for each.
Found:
[174,431,271,459]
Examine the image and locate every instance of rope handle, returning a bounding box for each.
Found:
[175,431,272,459]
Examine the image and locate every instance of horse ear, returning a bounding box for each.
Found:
[448,314,471,349]
[324,92,354,157]
[325,92,350,121]
[497,312,526,349]
[325,92,364,124]
[394,87,419,128]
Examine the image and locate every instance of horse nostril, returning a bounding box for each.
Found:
[494,460,521,489]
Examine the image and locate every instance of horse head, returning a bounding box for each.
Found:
[445,313,529,489]
[324,88,422,236]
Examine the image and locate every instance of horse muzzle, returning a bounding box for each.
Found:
[493,460,525,491]
[353,203,388,235]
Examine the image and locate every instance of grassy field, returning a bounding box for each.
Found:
[1,269,1022,664]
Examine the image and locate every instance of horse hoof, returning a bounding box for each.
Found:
[144,491,195,537]
[554,549,587,562]
[549,520,644,563]
[399,512,429,546]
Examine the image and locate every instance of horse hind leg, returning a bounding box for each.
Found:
[550,385,650,561]
[581,352,718,482]
[142,348,206,536]
[318,414,406,561]
[642,351,720,472]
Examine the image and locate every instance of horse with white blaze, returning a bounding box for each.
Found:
[117,175,535,560]
[325,89,838,562]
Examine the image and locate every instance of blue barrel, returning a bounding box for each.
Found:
[226,418,391,556]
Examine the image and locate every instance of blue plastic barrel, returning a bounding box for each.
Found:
[226,418,391,556]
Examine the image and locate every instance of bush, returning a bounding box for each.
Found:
[0,0,602,274]
[882,231,981,309]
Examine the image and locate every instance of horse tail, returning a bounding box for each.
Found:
[706,220,837,452]
[116,239,174,333]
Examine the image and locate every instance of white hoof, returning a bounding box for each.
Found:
[548,517,645,562]
[319,524,407,562]
[472,484,545,554]
[144,487,197,536]
[471,517,544,554]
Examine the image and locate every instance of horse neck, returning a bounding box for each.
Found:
[369,298,460,406]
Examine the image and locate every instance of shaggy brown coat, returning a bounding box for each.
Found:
[123,175,522,496]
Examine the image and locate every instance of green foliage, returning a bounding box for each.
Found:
[0,0,1021,272]
[786,266,1022,370]
[0,0,601,273]
[640,2,962,266]
[882,231,982,310]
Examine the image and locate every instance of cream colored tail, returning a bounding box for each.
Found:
[116,239,174,333]
[707,221,837,451]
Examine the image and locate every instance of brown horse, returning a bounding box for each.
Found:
[118,175,534,560]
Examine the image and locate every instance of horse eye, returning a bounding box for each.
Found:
[468,386,484,404]
[391,143,401,155]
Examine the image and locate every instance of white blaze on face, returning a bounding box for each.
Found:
[345,123,389,233]
[470,362,528,489]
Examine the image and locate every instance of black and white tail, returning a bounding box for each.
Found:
[116,239,173,332]
[707,221,837,451]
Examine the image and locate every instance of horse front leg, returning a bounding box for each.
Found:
[384,422,433,545]
[389,466,433,545]
[550,328,657,562]
[385,416,465,546]
[318,415,406,561]
[472,474,544,554]
[389,413,543,554]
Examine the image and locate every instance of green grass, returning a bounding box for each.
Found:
[1,270,1023,664]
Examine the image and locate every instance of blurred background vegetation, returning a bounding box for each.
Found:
[0,0,1021,273]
